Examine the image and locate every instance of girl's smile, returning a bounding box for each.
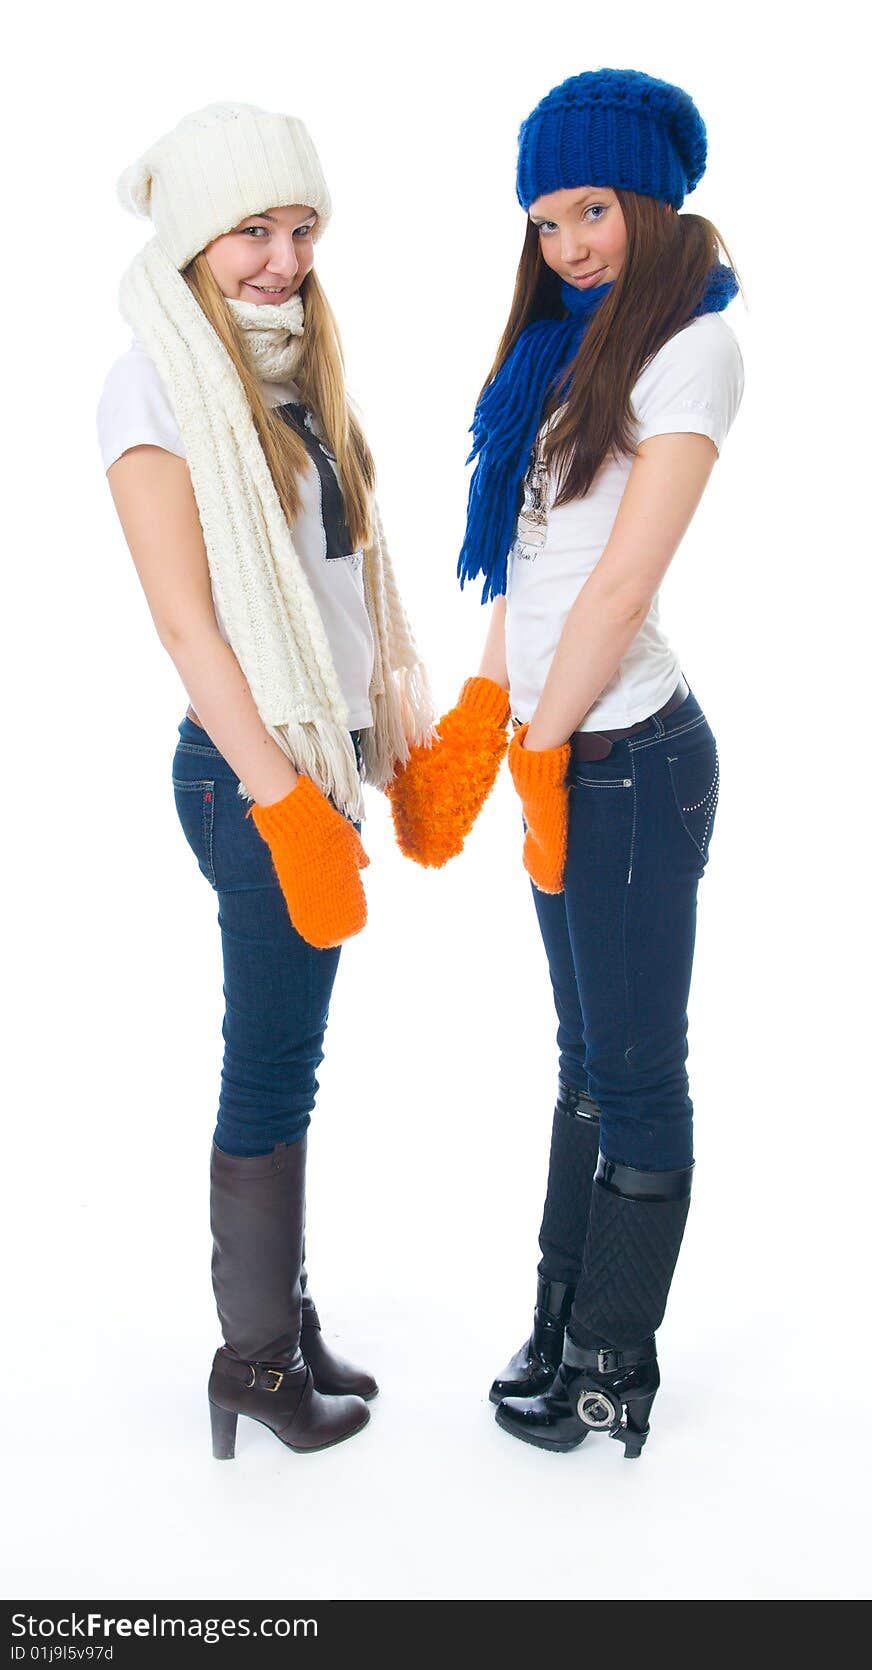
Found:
[243,282,293,298]
[566,264,608,288]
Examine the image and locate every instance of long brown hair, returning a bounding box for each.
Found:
[484,191,743,504]
[183,255,376,549]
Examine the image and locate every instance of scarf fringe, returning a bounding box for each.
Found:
[237,719,365,823]
[360,660,436,788]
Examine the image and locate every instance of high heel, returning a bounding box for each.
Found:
[209,1398,239,1460]
[620,1389,658,1460]
[495,1338,659,1455]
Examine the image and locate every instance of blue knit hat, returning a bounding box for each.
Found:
[516,68,707,212]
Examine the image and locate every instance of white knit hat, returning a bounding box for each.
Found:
[117,102,332,269]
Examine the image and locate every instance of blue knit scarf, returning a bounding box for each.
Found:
[457,261,739,603]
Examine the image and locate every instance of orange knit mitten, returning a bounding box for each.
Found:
[507,725,571,894]
[250,776,369,949]
[386,676,511,867]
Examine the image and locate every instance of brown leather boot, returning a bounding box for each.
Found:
[300,1248,379,1400]
[208,1137,369,1458]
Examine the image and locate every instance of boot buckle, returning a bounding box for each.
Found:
[597,1348,622,1372]
[244,1365,284,1391]
[576,1388,620,1429]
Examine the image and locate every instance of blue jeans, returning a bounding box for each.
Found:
[171,716,351,1157]
[531,686,719,1171]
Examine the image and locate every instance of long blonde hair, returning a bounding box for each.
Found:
[183,255,376,550]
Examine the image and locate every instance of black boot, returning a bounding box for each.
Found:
[495,1155,692,1458]
[489,1081,600,1403]
[489,1276,574,1404]
[207,1138,370,1458]
[300,1247,379,1401]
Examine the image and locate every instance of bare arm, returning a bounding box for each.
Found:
[106,444,298,804]
[524,431,718,750]
[478,596,509,689]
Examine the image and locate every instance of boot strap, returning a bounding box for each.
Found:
[217,1353,304,1391]
[535,1277,574,1320]
[595,1155,693,1201]
[563,1336,657,1375]
[556,1081,601,1125]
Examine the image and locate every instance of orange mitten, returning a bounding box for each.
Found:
[507,725,571,894]
[387,676,511,867]
[250,776,369,949]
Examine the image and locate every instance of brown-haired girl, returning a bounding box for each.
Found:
[388,68,744,1457]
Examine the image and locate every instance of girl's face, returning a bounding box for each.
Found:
[528,186,628,290]
[203,203,317,304]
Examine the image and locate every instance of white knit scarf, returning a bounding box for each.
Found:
[224,292,305,382]
[119,238,433,820]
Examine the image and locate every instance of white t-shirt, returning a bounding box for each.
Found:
[96,340,375,730]
[505,311,744,730]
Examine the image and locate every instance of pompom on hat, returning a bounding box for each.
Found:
[117,102,332,270]
[516,68,708,212]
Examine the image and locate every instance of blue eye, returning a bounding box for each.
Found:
[293,224,315,238]
[584,205,606,221]
[537,220,558,236]
[241,225,268,237]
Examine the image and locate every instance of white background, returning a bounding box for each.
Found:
[3,0,869,1603]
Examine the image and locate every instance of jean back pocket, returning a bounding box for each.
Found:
[172,778,216,887]
[666,738,719,864]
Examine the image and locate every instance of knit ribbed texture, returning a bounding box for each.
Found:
[224,293,305,383]
[387,676,511,867]
[118,103,333,270]
[516,68,707,211]
[456,675,512,725]
[508,725,571,894]
[119,239,434,820]
[250,776,369,948]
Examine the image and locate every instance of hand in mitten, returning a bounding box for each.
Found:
[250,776,369,948]
[507,724,571,894]
[386,676,511,867]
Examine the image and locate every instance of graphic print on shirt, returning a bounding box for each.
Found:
[276,402,363,569]
[511,435,550,562]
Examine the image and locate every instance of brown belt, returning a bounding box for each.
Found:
[569,675,690,762]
